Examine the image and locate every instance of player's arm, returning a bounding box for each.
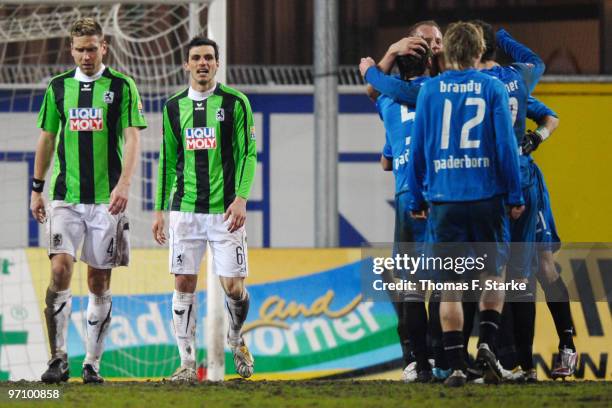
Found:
[491,82,524,218]
[364,37,428,101]
[111,78,147,215]
[153,106,179,245]
[226,95,257,233]
[30,84,60,223]
[360,63,422,106]
[496,28,545,92]
[406,88,428,218]
[381,139,393,171]
[522,96,560,154]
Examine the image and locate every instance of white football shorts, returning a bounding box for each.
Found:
[168,211,248,278]
[47,200,130,269]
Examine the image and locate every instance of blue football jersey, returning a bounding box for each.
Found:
[376,77,428,195]
[407,69,523,208]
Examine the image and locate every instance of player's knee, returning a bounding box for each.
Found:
[174,274,197,293]
[87,267,111,295]
[537,257,559,285]
[50,255,72,291]
[222,278,244,300]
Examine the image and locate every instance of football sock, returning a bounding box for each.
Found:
[225,289,250,344]
[477,309,501,350]
[511,291,536,370]
[395,302,414,367]
[84,290,112,372]
[542,277,576,351]
[403,301,429,370]
[429,292,448,369]
[44,288,72,361]
[498,302,518,369]
[172,290,196,368]
[443,330,467,371]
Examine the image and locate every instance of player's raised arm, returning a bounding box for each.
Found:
[496,29,545,92]
[491,81,524,213]
[522,96,560,154]
[363,64,422,106]
[364,37,428,101]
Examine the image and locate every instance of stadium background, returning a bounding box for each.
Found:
[0,0,611,382]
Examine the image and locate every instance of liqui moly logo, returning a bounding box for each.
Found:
[185,127,217,150]
[69,108,104,131]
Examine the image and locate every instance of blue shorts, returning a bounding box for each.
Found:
[393,191,429,280]
[429,195,509,281]
[506,180,538,279]
[533,163,561,253]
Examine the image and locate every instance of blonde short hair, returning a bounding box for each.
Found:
[70,18,103,39]
[443,22,485,69]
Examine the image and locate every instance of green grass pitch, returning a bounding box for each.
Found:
[0,380,610,407]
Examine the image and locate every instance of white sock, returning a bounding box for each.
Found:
[44,288,72,360]
[172,290,196,368]
[84,290,112,372]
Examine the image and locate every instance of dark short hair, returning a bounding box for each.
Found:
[396,48,430,80]
[70,18,103,39]
[407,20,442,37]
[470,20,496,62]
[186,36,219,61]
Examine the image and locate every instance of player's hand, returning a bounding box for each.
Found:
[30,192,47,223]
[390,37,428,57]
[520,130,543,155]
[509,205,525,220]
[410,209,428,219]
[359,57,376,77]
[152,211,166,245]
[109,181,129,215]
[224,196,247,233]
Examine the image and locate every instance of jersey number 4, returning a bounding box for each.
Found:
[440,97,485,149]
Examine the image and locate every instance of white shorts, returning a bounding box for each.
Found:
[47,200,130,269]
[168,211,248,278]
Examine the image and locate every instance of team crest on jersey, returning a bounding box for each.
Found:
[185,127,217,150]
[69,108,104,131]
[216,108,225,121]
[52,233,62,248]
[103,91,115,104]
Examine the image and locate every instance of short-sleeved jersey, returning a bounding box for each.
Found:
[155,83,257,214]
[376,77,428,195]
[407,69,523,208]
[37,67,147,204]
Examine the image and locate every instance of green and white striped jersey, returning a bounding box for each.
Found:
[155,83,257,214]
[37,66,147,204]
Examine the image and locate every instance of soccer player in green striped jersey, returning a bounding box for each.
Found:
[29,18,146,384]
[152,37,257,381]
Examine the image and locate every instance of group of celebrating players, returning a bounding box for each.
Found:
[359,20,578,386]
[30,18,256,383]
